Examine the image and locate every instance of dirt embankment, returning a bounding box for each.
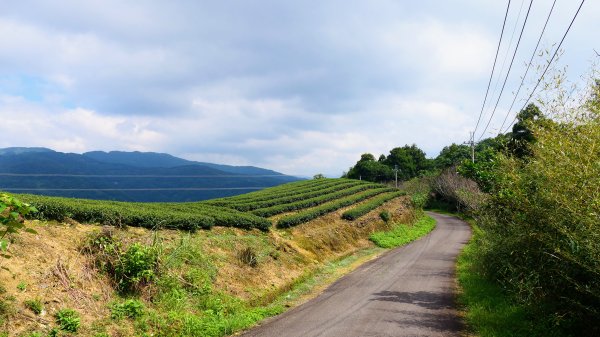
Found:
[0,196,412,336]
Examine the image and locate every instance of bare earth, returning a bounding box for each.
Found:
[240,212,472,337]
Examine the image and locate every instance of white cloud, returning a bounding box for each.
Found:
[0,0,597,176]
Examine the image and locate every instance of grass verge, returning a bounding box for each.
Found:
[456,218,561,337]
[369,214,436,248]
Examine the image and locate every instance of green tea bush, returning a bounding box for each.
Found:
[341,191,405,220]
[277,187,392,228]
[253,183,382,218]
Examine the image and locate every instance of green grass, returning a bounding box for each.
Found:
[369,214,436,248]
[455,217,562,337]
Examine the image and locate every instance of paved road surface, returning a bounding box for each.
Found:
[240,212,472,337]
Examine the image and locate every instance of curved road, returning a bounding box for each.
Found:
[240,212,471,337]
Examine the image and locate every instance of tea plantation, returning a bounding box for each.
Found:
[18,178,405,230]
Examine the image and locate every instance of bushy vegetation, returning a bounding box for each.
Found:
[0,193,37,254]
[82,229,158,294]
[55,308,81,333]
[476,108,600,333]
[448,75,600,335]
[341,191,406,220]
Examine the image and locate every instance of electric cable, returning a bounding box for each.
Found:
[478,0,534,141]
[503,0,586,133]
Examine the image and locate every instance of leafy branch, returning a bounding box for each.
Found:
[0,193,38,255]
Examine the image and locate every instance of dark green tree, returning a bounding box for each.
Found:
[383,144,430,180]
[509,103,543,157]
[346,153,393,182]
[434,144,471,169]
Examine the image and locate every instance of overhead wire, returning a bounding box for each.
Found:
[477,0,534,141]
[498,0,558,133]
[473,0,512,136]
[502,0,586,133]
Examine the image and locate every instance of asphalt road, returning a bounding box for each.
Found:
[240,212,472,337]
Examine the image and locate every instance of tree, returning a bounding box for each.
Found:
[509,103,544,157]
[434,144,471,169]
[313,173,325,179]
[346,153,393,182]
[383,144,430,180]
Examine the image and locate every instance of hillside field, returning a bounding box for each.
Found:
[18,178,404,231]
[1,178,416,337]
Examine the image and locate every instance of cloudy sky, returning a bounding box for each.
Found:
[1,0,598,176]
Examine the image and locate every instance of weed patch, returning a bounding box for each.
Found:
[369,214,436,248]
[55,308,81,333]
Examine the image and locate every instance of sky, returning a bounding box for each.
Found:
[0,0,598,177]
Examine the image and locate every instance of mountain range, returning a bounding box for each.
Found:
[0,147,299,202]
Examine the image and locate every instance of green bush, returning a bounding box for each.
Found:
[477,96,600,333]
[114,243,158,293]
[379,210,391,222]
[24,298,43,315]
[0,193,37,254]
[110,299,144,320]
[55,308,80,332]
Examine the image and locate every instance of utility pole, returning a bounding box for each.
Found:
[394,164,398,188]
[464,131,475,163]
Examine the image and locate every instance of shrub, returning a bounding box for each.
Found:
[238,247,258,267]
[24,298,43,315]
[379,210,391,222]
[477,87,600,333]
[82,232,158,294]
[430,168,485,214]
[114,243,158,293]
[55,308,80,332]
[0,193,37,254]
[110,299,144,320]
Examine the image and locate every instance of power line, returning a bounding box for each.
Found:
[473,0,512,135]
[503,0,586,133]
[477,0,534,141]
[0,187,266,191]
[0,173,289,178]
[488,0,526,110]
[499,0,558,134]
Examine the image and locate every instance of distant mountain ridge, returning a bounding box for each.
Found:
[82,151,281,175]
[0,148,299,202]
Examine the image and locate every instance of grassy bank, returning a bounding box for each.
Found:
[369,213,436,248]
[455,218,561,337]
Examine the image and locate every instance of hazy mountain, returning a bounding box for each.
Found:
[0,148,299,202]
[83,151,280,175]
